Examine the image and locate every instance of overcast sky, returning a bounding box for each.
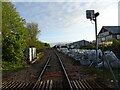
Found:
[12,0,119,46]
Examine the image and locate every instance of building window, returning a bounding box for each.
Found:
[102,37,105,41]
[117,35,120,39]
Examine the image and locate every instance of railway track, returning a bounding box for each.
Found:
[55,52,73,90]
[32,50,73,90]
[2,50,108,89]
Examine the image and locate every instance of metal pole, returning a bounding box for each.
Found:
[103,53,120,90]
[94,17,98,65]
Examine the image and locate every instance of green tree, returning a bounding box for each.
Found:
[2,2,27,62]
[26,22,40,46]
[44,43,50,48]
[26,22,51,51]
[35,40,44,50]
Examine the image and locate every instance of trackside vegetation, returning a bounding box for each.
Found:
[99,39,120,59]
[2,2,50,71]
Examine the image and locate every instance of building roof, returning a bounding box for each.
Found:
[102,26,120,34]
[69,40,91,45]
[73,40,89,44]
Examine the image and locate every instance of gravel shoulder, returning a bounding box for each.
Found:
[56,50,98,80]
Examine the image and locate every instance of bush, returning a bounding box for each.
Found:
[110,39,120,58]
[2,61,24,71]
[99,39,120,58]
[80,44,95,50]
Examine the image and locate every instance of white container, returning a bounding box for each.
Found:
[29,48,32,62]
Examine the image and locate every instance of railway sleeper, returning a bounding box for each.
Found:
[2,79,108,90]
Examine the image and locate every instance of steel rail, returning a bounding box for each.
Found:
[32,54,51,90]
[55,52,73,90]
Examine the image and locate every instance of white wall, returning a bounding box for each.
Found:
[32,48,36,60]
[29,48,32,62]
[106,35,112,41]
[99,31,109,36]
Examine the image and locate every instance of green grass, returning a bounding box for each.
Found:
[2,52,45,72]
[2,61,24,71]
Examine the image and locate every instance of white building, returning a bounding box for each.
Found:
[98,26,120,44]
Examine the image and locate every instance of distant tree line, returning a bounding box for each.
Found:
[2,2,50,63]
